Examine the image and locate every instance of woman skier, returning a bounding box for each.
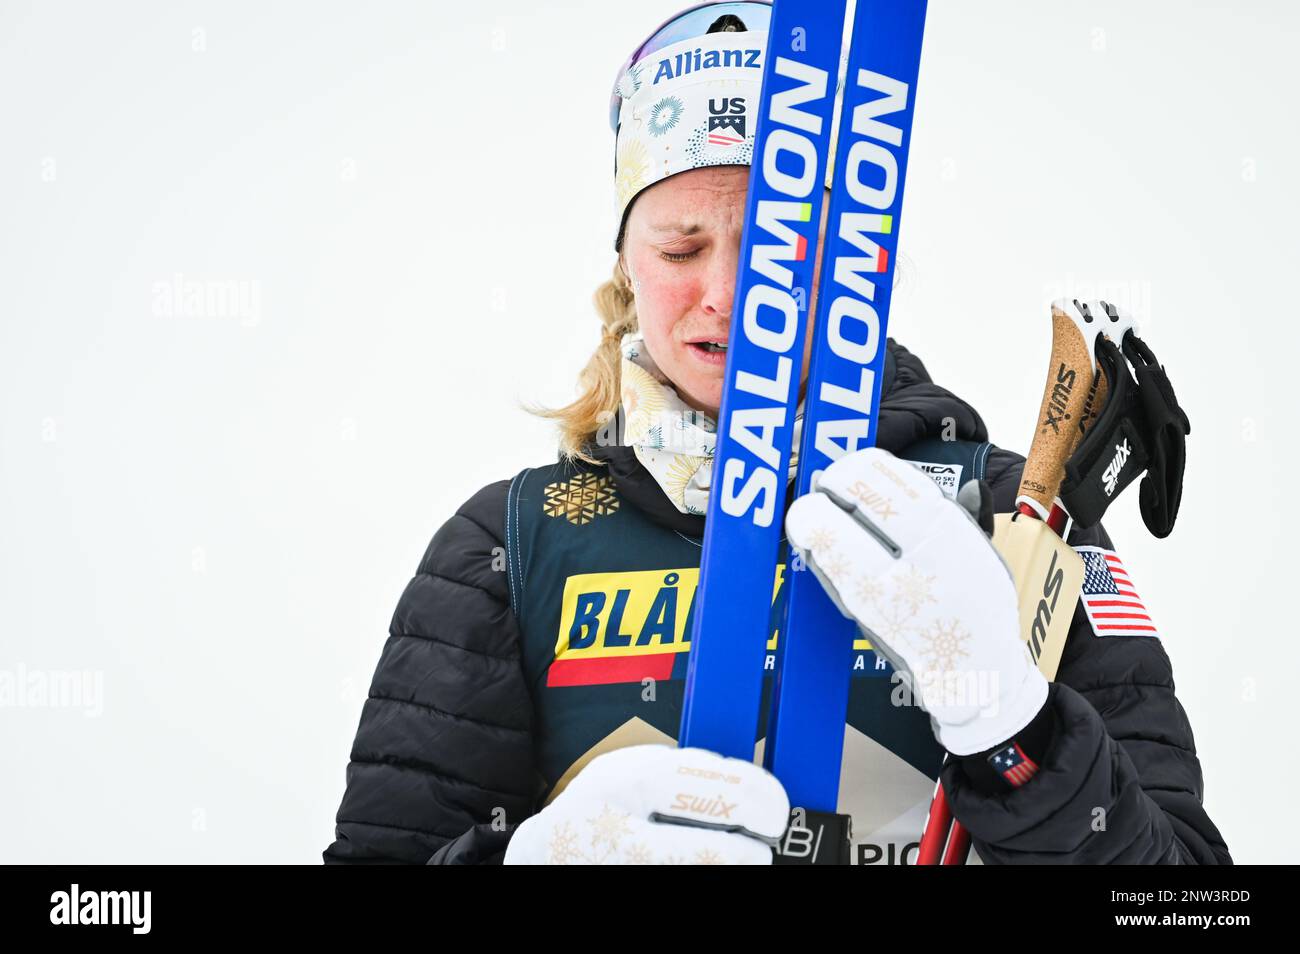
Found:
[324,1,1230,865]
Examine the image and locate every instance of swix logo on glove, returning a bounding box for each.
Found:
[845,479,899,520]
[670,792,738,819]
[1102,439,1131,496]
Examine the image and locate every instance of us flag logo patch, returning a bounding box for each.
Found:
[1074,546,1159,638]
[988,742,1039,788]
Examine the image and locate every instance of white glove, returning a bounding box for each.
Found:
[785,446,1048,756]
[503,744,789,865]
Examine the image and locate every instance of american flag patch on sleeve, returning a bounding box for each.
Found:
[988,742,1039,787]
[1074,546,1160,638]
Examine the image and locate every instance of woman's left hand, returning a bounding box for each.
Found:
[785,447,1047,756]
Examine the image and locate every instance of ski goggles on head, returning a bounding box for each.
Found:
[607,1,773,134]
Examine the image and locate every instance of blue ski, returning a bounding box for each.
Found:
[764,0,929,812]
[678,0,848,760]
[679,0,929,817]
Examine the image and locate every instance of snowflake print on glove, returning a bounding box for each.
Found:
[785,447,1051,756]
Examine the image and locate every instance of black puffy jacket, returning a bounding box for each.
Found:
[323,339,1230,865]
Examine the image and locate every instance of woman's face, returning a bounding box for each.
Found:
[620,165,829,418]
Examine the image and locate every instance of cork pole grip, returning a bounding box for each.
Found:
[1017,305,1101,514]
[1077,356,1109,448]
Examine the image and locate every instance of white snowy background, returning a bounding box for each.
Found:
[1,0,1293,863]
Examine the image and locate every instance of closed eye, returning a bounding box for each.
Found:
[659,249,698,263]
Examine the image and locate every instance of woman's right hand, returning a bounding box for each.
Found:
[503,744,790,865]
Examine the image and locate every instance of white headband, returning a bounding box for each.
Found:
[612,29,845,249]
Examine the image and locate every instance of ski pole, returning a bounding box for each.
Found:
[917,299,1138,864]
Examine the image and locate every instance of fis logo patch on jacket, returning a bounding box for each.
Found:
[1074,546,1160,638]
